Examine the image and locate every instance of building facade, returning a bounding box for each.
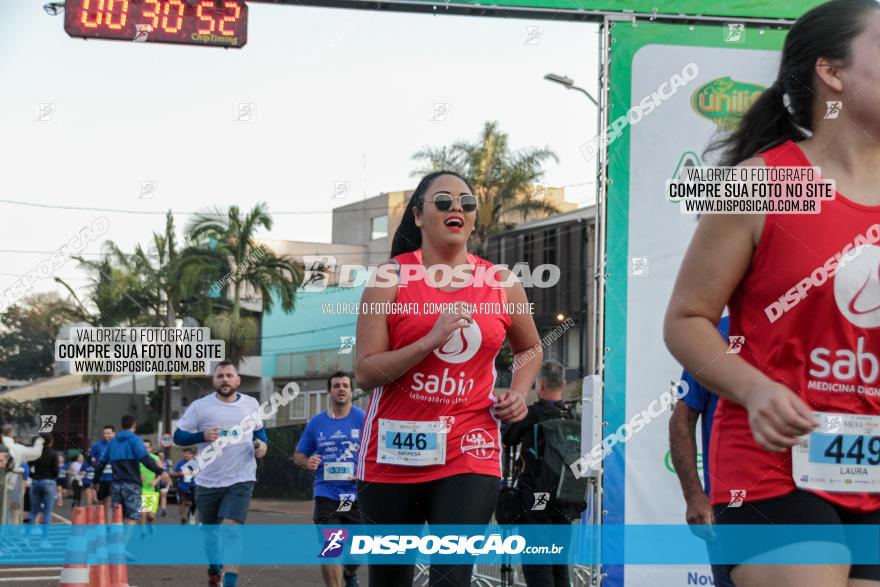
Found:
[330,190,410,266]
[261,285,368,426]
[484,206,596,393]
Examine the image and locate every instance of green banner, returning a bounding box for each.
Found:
[601,21,787,586]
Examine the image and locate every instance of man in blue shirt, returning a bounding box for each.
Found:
[97,415,170,525]
[294,371,365,587]
[173,448,197,524]
[669,315,735,587]
[81,461,95,505]
[88,425,115,520]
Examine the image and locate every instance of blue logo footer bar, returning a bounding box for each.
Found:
[0,524,878,565]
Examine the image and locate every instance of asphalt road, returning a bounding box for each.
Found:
[0,497,336,587]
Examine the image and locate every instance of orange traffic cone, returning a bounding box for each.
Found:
[59,506,89,587]
[85,506,97,582]
[91,505,111,587]
[107,505,130,587]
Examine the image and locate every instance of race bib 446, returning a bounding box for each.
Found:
[377,419,446,467]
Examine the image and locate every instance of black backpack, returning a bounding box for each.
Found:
[527,410,588,511]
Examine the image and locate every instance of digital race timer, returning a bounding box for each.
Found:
[64,0,248,48]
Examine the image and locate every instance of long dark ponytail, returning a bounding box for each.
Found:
[707,0,880,166]
[390,170,477,258]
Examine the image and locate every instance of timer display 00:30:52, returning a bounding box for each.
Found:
[64,0,248,48]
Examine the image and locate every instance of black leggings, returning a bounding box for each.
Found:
[713,489,880,580]
[357,473,499,587]
[71,481,82,508]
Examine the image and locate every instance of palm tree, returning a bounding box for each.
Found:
[124,211,204,435]
[182,203,303,366]
[72,211,238,437]
[56,243,147,442]
[412,121,562,254]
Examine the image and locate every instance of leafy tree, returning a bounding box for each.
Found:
[0,398,39,428]
[55,243,146,441]
[182,203,303,365]
[0,293,79,379]
[124,212,211,434]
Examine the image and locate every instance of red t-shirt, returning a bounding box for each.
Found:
[710,139,880,511]
[358,249,512,483]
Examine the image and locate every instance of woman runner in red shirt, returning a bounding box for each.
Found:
[665,1,880,586]
[355,170,542,586]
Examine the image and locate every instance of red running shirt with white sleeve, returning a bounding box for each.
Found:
[357,249,512,483]
[710,140,880,512]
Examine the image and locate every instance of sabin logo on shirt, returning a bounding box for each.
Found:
[809,245,880,385]
[833,244,880,328]
[410,317,481,400]
[434,319,482,364]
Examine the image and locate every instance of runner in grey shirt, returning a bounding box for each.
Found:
[174,361,268,587]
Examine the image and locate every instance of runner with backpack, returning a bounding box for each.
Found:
[500,359,587,587]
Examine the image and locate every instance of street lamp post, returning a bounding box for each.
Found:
[544,72,598,379]
[543,73,599,106]
[42,3,64,15]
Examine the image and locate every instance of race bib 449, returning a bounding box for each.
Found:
[793,412,880,493]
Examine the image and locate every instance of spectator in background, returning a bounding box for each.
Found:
[501,360,584,587]
[0,444,10,473]
[81,458,96,506]
[0,443,10,530]
[27,433,59,547]
[173,448,197,524]
[669,316,736,587]
[55,453,67,507]
[139,439,163,529]
[157,449,172,517]
[0,444,10,471]
[69,453,85,508]
[2,424,43,526]
[20,463,31,525]
[88,425,116,521]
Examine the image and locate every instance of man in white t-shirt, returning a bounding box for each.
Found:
[174,361,268,587]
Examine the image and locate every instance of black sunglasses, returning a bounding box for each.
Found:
[425,192,478,212]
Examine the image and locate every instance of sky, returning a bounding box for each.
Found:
[0,1,599,302]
